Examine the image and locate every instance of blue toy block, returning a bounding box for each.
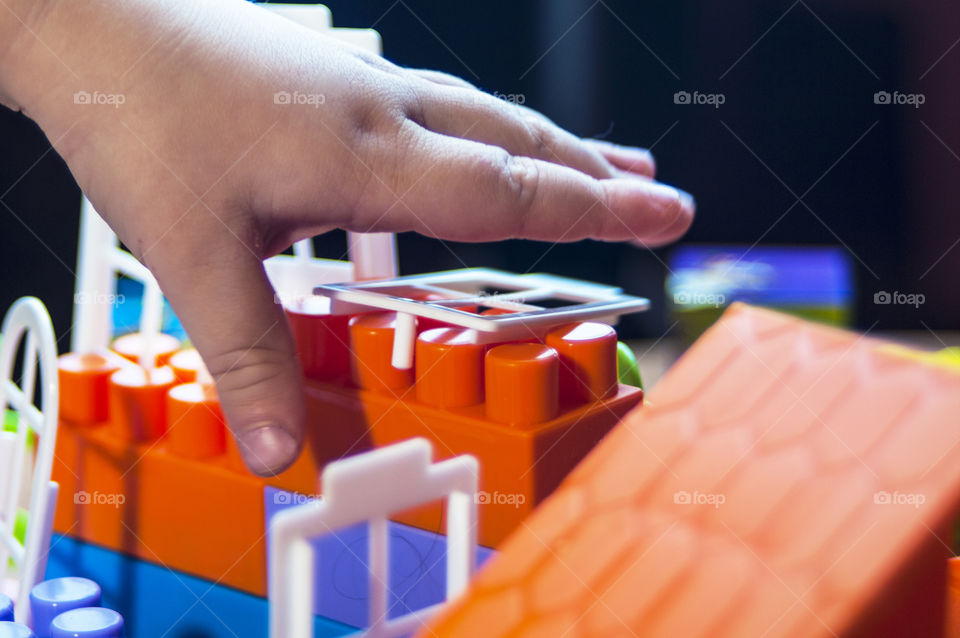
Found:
[30,578,101,638]
[45,534,355,637]
[0,622,34,637]
[0,595,13,622]
[265,487,496,630]
[49,608,123,638]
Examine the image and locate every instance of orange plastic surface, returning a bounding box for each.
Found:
[415,328,485,408]
[169,348,203,384]
[165,383,226,459]
[485,343,559,426]
[112,332,180,366]
[349,312,415,391]
[108,366,176,443]
[58,353,119,424]
[545,322,618,402]
[424,304,960,638]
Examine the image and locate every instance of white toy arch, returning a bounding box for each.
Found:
[71,3,397,355]
[0,297,60,625]
[269,438,478,638]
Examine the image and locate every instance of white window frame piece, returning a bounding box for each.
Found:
[0,298,61,625]
[269,438,478,638]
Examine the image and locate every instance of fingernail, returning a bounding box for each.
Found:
[238,424,301,476]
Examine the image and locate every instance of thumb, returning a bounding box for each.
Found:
[144,226,304,476]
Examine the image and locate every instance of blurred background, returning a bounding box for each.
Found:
[2,0,958,352]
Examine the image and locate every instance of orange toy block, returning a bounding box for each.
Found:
[424,304,960,638]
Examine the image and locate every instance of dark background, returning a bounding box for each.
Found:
[2,0,958,342]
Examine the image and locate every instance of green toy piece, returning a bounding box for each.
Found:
[616,341,643,389]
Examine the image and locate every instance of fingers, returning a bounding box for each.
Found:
[416,85,617,180]
[355,127,693,245]
[143,218,304,476]
[583,139,657,178]
[408,68,478,90]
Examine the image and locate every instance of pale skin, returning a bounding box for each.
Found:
[0,0,694,475]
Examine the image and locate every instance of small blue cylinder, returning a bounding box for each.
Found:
[29,579,101,638]
[0,621,35,637]
[0,595,13,622]
[49,608,123,638]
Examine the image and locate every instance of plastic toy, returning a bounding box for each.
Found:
[422,303,960,637]
[29,578,101,638]
[0,622,33,637]
[266,485,495,629]
[0,298,60,626]
[269,438,478,637]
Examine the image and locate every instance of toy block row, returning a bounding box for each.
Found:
[288,309,623,425]
[0,577,123,638]
[58,338,235,463]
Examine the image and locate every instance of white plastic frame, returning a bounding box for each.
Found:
[269,439,478,638]
[314,268,650,368]
[0,298,60,625]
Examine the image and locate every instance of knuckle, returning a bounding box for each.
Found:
[524,118,556,159]
[496,154,540,224]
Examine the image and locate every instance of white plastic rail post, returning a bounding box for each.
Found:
[72,196,165,356]
[269,438,478,638]
[0,298,61,625]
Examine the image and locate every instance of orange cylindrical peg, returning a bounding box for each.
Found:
[349,313,415,393]
[58,352,120,425]
[415,328,485,408]
[545,322,619,404]
[485,343,559,426]
[108,365,177,442]
[170,348,204,384]
[112,332,181,366]
[165,383,227,459]
[286,305,353,382]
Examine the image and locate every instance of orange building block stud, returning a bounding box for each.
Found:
[108,365,176,442]
[485,344,559,426]
[424,304,960,638]
[416,328,485,408]
[349,312,415,393]
[112,332,181,366]
[165,383,226,459]
[58,352,119,425]
[545,321,618,403]
[169,348,203,384]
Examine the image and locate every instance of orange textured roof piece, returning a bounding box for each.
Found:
[423,303,960,638]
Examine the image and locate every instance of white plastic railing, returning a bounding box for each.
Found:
[0,297,60,625]
[269,439,478,638]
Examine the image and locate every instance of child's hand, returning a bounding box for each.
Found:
[1,0,693,475]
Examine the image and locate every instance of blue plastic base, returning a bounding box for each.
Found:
[265,487,496,630]
[45,534,356,637]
